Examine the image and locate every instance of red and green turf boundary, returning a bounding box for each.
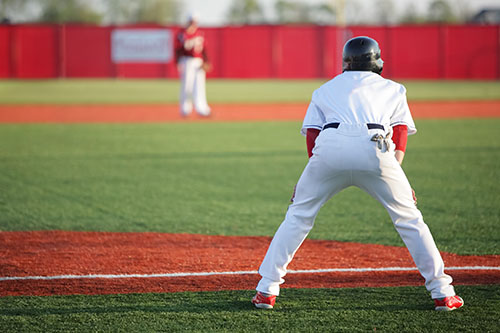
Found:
[1,231,499,297]
[0,101,499,123]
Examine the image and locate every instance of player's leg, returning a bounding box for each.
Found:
[179,57,195,116]
[354,156,456,300]
[193,60,211,116]
[256,154,350,296]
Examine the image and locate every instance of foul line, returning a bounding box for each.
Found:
[0,266,499,282]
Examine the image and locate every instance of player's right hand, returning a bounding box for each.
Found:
[290,184,297,203]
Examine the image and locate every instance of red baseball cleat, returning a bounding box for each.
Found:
[434,295,464,311]
[252,292,276,309]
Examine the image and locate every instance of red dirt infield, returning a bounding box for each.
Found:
[0,231,499,297]
[0,100,499,123]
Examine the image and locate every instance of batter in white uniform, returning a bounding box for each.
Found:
[252,36,464,312]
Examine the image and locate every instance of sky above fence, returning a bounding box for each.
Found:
[181,0,500,26]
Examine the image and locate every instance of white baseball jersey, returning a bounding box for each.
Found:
[301,71,416,136]
[256,71,456,300]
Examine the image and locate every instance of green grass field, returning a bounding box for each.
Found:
[0,80,499,332]
[1,286,499,332]
[0,79,499,104]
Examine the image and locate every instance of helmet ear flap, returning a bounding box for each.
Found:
[342,61,351,72]
[374,58,384,74]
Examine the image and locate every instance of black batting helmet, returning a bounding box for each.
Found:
[342,36,384,74]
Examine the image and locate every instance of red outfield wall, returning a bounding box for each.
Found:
[0,24,499,79]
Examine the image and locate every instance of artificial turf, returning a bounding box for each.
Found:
[0,119,498,255]
[0,79,499,104]
[0,285,498,332]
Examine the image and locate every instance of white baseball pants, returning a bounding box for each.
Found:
[256,123,455,299]
[178,56,210,116]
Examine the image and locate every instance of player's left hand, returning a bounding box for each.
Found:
[412,188,417,206]
[202,62,213,72]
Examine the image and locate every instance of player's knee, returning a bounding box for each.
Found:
[286,212,316,229]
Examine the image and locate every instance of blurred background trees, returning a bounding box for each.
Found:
[274,0,335,24]
[226,0,266,24]
[38,0,102,24]
[103,0,182,25]
[0,0,182,24]
[0,0,32,23]
[0,0,487,25]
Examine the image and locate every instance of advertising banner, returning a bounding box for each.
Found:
[111,29,173,63]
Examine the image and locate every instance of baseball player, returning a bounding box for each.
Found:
[174,12,211,117]
[252,36,463,312]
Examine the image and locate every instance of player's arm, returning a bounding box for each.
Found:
[174,33,183,64]
[392,124,408,165]
[394,150,404,164]
[392,124,417,204]
[306,128,321,158]
[175,49,181,64]
[291,128,319,203]
[201,49,212,72]
[302,98,324,158]
[202,48,209,63]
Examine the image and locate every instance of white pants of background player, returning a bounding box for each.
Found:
[178,56,211,116]
[256,123,456,300]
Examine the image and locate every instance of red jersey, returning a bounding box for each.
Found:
[175,28,206,60]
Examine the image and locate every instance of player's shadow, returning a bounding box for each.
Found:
[0,299,251,317]
[332,301,430,312]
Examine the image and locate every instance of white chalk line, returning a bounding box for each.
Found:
[1,266,499,282]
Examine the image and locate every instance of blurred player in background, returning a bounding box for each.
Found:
[174,12,212,117]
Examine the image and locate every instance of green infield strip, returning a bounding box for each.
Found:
[0,119,498,255]
[0,286,498,332]
[0,79,499,104]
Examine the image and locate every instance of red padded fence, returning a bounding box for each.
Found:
[216,26,273,78]
[443,25,500,79]
[63,25,113,78]
[0,24,498,79]
[9,25,59,78]
[0,26,10,77]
